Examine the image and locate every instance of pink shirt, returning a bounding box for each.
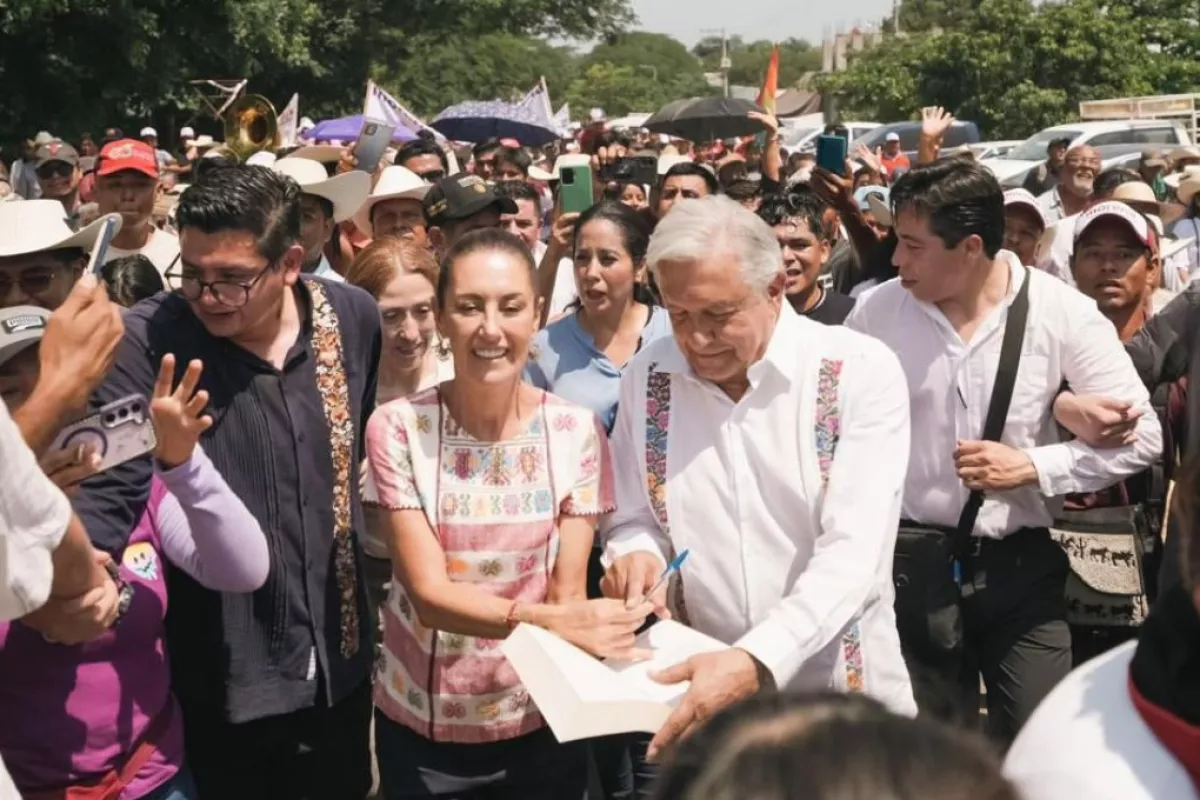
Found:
[363,388,614,743]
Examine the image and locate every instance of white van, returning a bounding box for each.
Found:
[981,120,1191,183]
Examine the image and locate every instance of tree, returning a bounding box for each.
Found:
[886,0,987,32]
[821,0,1180,139]
[580,32,706,87]
[0,0,634,143]
[693,37,823,87]
[564,61,712,118]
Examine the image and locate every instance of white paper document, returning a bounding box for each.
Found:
[500,619,729,742]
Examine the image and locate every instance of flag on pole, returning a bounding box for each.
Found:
[277,93,300,147]
[756,44,780,115]
[552,103,571,134]
[365,80,446,142]
[517,78,555,127]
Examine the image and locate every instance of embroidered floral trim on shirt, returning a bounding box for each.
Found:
[815,357,863,692]
[644,365,689,625]
[308,280,361,659]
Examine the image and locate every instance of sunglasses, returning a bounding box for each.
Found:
[36,162,74,179]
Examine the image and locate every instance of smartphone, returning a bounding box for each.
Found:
[49,394,157,474]
[816,134,848,175]
[86,216,119,276]
[354,117,395,174]
[560,163,595,215]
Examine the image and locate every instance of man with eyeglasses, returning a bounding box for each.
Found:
[72,164,382,799]
[1037,145,1099,225]
[33,141,83,229]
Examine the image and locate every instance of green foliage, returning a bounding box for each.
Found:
[822,0,1197,139]
[563,61,713,119]
[692,36,822,87]
[0,0,633,143]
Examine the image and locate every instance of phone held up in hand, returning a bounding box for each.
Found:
[558,154,594,215]
[354,117,396,174]
[49,394,157,474]
[86,216,120,277]
[815,134,848,176]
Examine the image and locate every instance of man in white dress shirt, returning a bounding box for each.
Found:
[600,195,916,759]
[847,158,1162,741]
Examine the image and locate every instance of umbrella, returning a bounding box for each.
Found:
[306,115,416,144]
[643,97,768,143]
[431,100,559,146]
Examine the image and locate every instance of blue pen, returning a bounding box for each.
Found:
[629,549,690,608]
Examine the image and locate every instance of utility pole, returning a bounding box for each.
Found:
[701,27,731,97]
[893,0,902,34]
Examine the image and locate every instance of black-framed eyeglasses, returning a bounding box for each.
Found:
[0,259,74,298]
[36,162,74,180]
[164,256,274,308]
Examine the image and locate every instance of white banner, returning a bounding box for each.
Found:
[277,93,299,147]
[553,103,571,134]
[517,77,555,127]
[365,80,446,142]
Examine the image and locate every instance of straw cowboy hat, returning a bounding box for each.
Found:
[272,158,371,224]
[284,145,345,165]
[1173,168,1200,207]
[0,199,122,259]
[353,166,430,237]
[1164,164,1200,191]
[866,192,893,227]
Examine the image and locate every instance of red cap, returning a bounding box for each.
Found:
[97,139,158,179]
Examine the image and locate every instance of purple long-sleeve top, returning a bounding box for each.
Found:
[0,445,268,799]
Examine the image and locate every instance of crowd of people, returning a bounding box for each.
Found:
[2,101,1200,800]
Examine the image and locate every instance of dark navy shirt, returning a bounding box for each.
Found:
[73,276,381,724]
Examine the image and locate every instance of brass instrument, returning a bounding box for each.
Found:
[208,94,278,163]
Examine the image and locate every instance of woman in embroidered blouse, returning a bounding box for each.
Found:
[363,228,654,799]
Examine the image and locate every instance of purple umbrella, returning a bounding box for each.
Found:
[306,114,416,144]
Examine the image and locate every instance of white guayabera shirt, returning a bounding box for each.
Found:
[601,303,917,715]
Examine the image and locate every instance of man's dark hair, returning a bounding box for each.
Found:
[758,189,829,241]
[493,146,531,176]
[100,254,165,307]
[473,138,502,159]
[176,165,301,264]
[662,162,720,196]
[301,193,335,221]
[395,138,449,173]
[1094,167,1142,200]
[495,180,542,217]
[1049,137,1073,151]
[889,158,1005,258]
[724,179,761,204]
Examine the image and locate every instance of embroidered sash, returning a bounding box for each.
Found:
[308,280,361,659]
[644,365,689,623]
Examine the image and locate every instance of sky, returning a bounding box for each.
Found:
[629,0,898,47]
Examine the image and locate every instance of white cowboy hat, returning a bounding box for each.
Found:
[866,193,893,227]
[245,151,278,168]
[528,163,555,182]
[0,200,123,258]
[657,154,692,176]
[353,165,430,237]
[192,135,217,150]
[1164,164,1200,191]
[1177,175,1200,207]
[284,145,344,164]
[272,158,371,224]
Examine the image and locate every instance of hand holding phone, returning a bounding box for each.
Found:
[354,118,396,174]
[87,216,119,277]
[49,394,157,475]
[36,273,124,412]
[816,134,849,177]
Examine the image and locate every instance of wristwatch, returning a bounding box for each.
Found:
[104,558,135,627]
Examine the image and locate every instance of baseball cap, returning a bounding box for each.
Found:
[34,141,79,169]
[140,127,158,139]
[97,139,158,179]
[179,126,196,140]
[0,306,49,367]
[855,185,888,212]
[423,174,517,226]
[885,132,901,143]
[1003,189,1047,229]
[1073,201,1154,249]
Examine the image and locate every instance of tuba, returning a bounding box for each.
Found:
[208,94,278,164]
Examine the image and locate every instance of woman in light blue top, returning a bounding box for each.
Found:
[524,200,671,800]
[526,201,671,435]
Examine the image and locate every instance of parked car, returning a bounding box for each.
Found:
[852,120,982,162]
[970,140,1023,160]
[783,122,880,153]
[981,120,1191,185]
[998,143,1163,189]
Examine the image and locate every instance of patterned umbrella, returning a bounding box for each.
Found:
[306,115,416,144]
[431,100,559,146]
[643,97,768,143]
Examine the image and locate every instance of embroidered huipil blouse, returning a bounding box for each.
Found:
[601,303,917,715]
[363,388,615,743]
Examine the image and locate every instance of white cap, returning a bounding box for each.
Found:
[140,126,158,139]
[1003,189,1047,229]
[885,132,901,143]
[589,108,606,123]
[179,126,195,139]
[1074,201,1154,248]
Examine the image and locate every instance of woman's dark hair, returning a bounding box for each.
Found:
[493,146,531,176]
[654,692,1019,800]
[724,179,762,204]
[889,157,1005,258]
[100,254,165,307]
[176,164,301,265]
[395,138,449,172]
[757,189,828,241]
[571,201,657,307]
[603,180,646,204]
[1094,167,1141,200]
[662,162,720,196]
[436,228,536,309]
[472,138,501,159]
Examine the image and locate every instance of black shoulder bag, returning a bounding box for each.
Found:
[892,267,1031,664]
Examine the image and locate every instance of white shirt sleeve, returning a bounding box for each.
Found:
[734,342,912,685]
[1024,294,1164,497]
[0,402,72,621]
[599,363,671,570]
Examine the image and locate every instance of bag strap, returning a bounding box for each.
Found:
[953,267,1031,557]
